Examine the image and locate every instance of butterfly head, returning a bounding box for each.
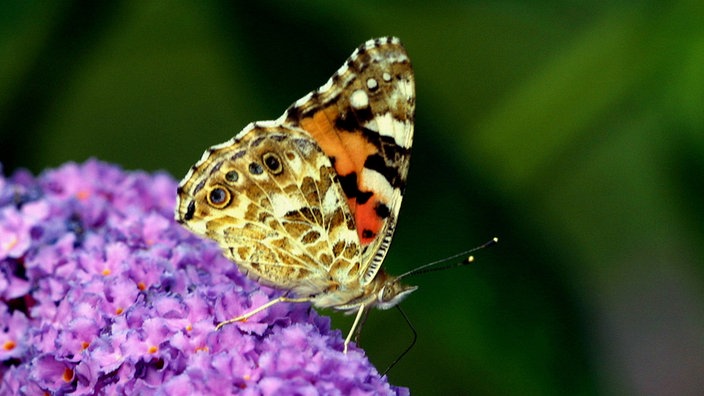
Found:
[375,277,418,310]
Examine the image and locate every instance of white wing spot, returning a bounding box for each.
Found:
[382,72,392,82]
[294,92,314,108]
[366,78,378,90]
[318,78,334,94]
[350,90,369,109]
[367,113,411,147]
[270,193,306,218]
[336,62,349,76]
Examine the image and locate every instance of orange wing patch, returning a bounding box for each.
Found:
[299,107,385,245]
[299,107,375,176]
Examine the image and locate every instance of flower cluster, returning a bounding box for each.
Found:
[0,160,407,395]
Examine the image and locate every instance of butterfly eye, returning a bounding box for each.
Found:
[207,186,231,208]
[262,152,283,175]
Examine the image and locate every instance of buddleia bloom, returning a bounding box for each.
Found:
[0,160,408,395]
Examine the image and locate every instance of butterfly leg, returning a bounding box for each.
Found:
[344,304,368,354]
[353,306,371,344]
[216,295,311,330]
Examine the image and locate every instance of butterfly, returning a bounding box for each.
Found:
[176,37,416,353]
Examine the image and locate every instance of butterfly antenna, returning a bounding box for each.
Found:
[381,238,498,374]
[382,305,417,376]
[395,237,498,281]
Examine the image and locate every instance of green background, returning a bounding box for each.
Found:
[2,1,703,395]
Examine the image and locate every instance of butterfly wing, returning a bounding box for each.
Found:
[176,124,363,299]
[176,37,414,301]
[283,37,415,285]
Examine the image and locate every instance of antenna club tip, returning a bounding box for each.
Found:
[492,237,499,243]
[467,256,475,263]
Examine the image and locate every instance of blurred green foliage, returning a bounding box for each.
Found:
[2,1,703,395]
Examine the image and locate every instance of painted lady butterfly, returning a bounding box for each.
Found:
[176,37,415,353]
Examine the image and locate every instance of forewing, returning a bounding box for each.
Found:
[283,37,415,285]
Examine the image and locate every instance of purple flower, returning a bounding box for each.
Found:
[0,159,408,395]
[0,200,49,261]
[0,305,29,361]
